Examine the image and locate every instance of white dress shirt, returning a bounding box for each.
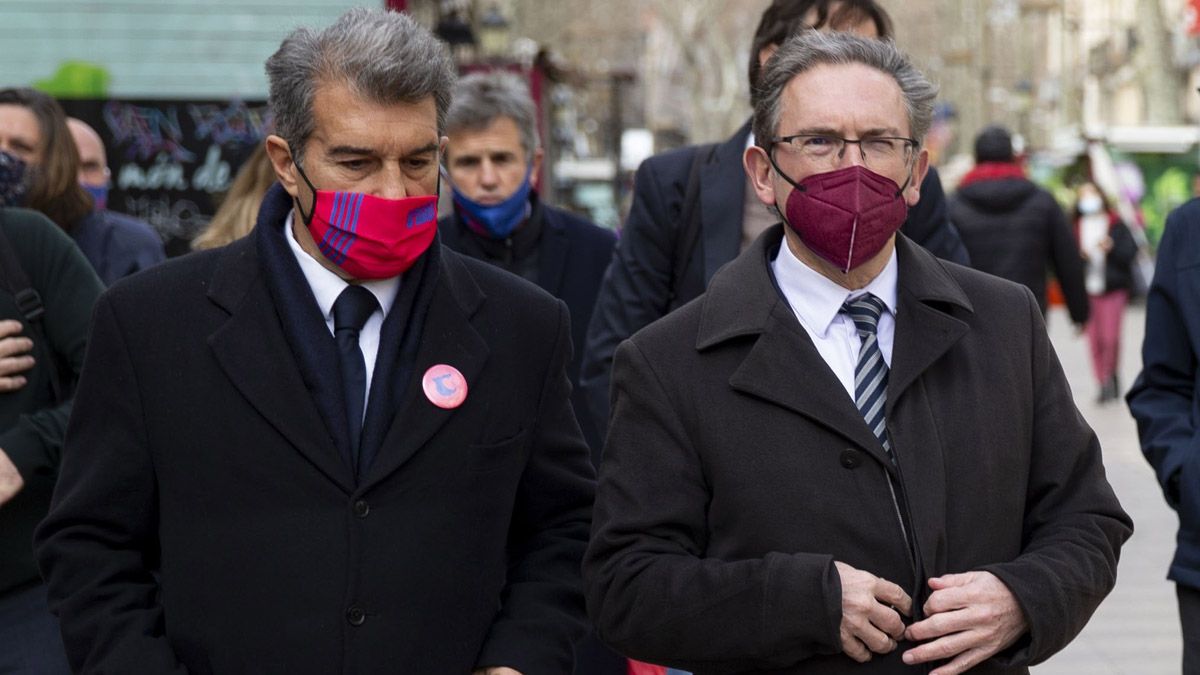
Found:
[284,212,401,413]
[770,238,899,401]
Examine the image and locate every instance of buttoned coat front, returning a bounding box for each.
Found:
[584,226,1131,674]
[35,190,596,675]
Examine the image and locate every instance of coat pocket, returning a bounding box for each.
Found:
[467,429,529,473]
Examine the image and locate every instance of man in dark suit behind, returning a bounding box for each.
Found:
[36,9,594,675]
[579,0,971,443]
[438,72,616,461]
[584,31,1130,674]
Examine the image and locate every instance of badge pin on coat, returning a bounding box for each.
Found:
[422,364,467,409]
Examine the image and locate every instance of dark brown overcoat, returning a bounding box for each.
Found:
[585,226,1132,674]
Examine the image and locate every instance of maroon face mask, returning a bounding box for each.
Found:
[774,164,911,273]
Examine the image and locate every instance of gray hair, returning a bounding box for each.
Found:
[266,7,456,163]
[445,72,539,158]
[752,31,938,150]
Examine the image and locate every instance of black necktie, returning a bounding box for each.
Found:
[841,293,893,462]
[333,285,378,467]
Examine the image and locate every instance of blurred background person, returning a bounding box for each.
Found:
[0,87,164,286]
[191,143,275,251]
[1074,181,1137,404]
[439,71,616,462]
[0,150,104,673]
[949,124,1089,327]
[65,118,110,210]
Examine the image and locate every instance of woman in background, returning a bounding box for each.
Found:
[191,143,275,251]
[1074,181,1138,403]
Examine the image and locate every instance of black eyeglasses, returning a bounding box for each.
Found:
[770,133,918,171]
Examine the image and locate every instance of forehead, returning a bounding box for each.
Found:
[309,81,439,152]
[0,104,41,143]
[69,123,105,162]
[447,117,524,155]
[778,62,908,135]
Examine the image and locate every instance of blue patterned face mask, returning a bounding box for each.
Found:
[82,183,108,210]
[450,164,534,240]
[0,151,30,208]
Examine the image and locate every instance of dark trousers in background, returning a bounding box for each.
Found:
[1179,583,1200,675]
[0,583,72,674]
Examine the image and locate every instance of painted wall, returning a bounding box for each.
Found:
[0,0,368,98]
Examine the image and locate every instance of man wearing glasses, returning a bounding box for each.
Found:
[584,31,1130,675]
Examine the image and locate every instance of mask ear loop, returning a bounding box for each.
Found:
[292,159,319,227]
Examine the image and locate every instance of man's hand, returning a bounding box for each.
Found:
[834,561,912,663]
[0,448,24,506]
[902,571,1028,675]
[0,320,35,393]
[471,668,523,675]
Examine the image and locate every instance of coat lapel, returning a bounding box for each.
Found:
[888,237,973,400]
[728,305,890,461]
[699,122,754,284]
[206,238,355,493]
[359,251,489,490]
[700,226,893,464]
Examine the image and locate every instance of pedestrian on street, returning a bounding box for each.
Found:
[579,0,971,450]
[1073,181,1137,403]
[439,72,616,463]
[948,125,1090,327]
[35,8,595,674]
[0,150,104,672]
[1128,196,1200,674]
[584,30,1132,674]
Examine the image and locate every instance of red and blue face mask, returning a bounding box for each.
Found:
[294,161,439,280]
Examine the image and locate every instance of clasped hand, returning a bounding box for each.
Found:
[901,571,1028,675]
[835,564,1027,672]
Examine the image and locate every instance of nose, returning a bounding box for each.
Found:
[377,164,409,200]
[479,159,500,190]
[837,141,869,168]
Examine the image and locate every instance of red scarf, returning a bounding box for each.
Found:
[959,161,1026,188]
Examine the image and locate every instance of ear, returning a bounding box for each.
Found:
[265,135,300,199]
[903,147,931,208]
[529,147,545,191]
[744,145,781,209]
[758,43,778,67]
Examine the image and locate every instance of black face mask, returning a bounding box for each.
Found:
[0,150,30,208]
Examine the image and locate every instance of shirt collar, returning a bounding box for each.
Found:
[283,211,400,321]
[772,237,899,338]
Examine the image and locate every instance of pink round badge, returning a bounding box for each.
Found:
[422,364,468,409]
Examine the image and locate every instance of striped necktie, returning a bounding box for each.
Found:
[842,293,893,461]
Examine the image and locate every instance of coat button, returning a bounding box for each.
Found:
[346,606,366,626]
[353,500,370,518]
[839,448,862,470]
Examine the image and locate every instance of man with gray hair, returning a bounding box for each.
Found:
[36,9,594,675]
[584,31,1130,674]
[439,72,616,462]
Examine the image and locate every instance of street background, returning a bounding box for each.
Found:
[1037,304,1179,673]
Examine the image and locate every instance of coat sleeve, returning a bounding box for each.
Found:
[579,153,689,452]
[1047,197,1090,324]
[475,301,596,675]
[0,220,102,477]
[980,286,1132,667]
[1127,207,1197,508]
[901,167,971,266]
[33,294,188,674]
[584,339,843,672]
